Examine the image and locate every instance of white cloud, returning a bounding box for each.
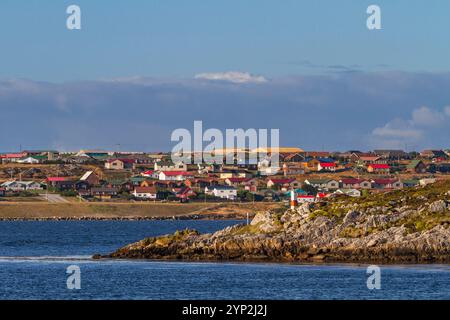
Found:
[444,106,450,117]
[194,71,267,84]
[2,72,450,151]
[372,119,423,139]
[370,106,450,147]
[411,106,445,126]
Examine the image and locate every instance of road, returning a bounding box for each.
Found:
[39,193,71,203]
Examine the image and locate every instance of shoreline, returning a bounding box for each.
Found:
[0,214,246,221]
[0,201,276,221]
[94,255,450,265]
[99,246,450,264]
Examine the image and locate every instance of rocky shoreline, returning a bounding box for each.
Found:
[97,181,450,263]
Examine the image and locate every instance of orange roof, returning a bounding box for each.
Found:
[134,186,157,193]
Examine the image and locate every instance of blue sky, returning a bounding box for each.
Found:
[1,0,450,80]
[0,1,449,151]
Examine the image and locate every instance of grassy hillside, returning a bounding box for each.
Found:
[313,179,450,235]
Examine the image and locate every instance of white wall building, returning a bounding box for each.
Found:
[154,161,187,172]
[205,185,237,200]
[17,157,40,164]
[158,171,193,181]
[132,187,157,199]
[1,180,43,191]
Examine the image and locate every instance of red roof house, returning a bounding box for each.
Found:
[267,178,300,190]
[318,162,336,171]
[0,153,27,162]
[372,179,403,189]
[141,170,155,177]
[367,163,390,173]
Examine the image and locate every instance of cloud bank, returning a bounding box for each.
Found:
[371,106,450,149]
[0,72,449,152]
[194,71,267,84]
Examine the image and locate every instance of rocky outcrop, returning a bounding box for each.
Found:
[98,181,450,263]
[429,200,448,213]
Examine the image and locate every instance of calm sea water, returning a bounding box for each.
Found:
[0,220,449,300]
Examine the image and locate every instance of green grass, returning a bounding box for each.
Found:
[311,179,449,221]
[231,222,264,235]
[309,180,449,238]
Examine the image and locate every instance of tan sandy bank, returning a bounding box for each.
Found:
[0,201,281,220]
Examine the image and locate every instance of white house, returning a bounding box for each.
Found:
[154,161,187,172]
[297,195,316,203]
[141,170,159,179]
[257,157,280,176]
[419,178,436,186]
[132,187,157,199]
[158,171,193,181]
[317,162,336,172]
[1,180,42,191]
[340,178,372,189]
[205,185,237,200]
[333,189,362,197]
[304,179,339,190]
[17,157,40,164]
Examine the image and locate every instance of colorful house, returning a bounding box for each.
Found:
[406,160,427,174]
[174,187,196,201]
[104,159,136,170]
[80,171,100,186]
[317,162,336,172]
[367,163,390,174]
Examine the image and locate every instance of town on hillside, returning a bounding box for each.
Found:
[0,147,449,204]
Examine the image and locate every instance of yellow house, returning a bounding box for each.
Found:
[301,158,320,171]
[219,171,252,179]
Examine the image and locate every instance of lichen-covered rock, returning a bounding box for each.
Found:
[343,210,360,224]
[295,203,311,217]
[250,211,279,233]
[429,200,447,213]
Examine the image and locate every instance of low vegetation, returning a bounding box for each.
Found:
[142,229,200,246]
